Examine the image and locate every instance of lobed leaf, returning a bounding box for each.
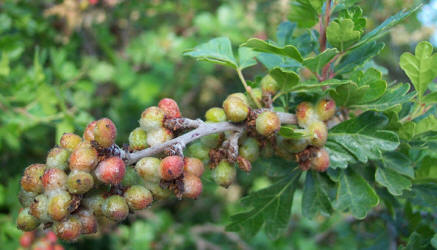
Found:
[303,48,338,74]
[335,41,385,74]
[241,38,303,62]
[326,19,361,51]
[302,171,333,218]
[184,37,237,68]
[375,166,412,196]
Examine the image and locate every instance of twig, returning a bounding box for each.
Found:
[237,69,262,109]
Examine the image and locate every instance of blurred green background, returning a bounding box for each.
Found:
[0,0,435,249]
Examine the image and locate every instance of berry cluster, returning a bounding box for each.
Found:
[19,231,63,250]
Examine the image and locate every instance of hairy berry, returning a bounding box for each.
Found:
[135,157,161,183]
[160,155,184,181]
[307,121,328,147]
[146,127,173,147]
[256,111,280,136]
[19,189,37,207]
[183,157,204,177]
[311,147,330,172]
[261,74,279,94]
[239,137,260,162]
[21,164,46,194]
[47,190,72,221]
[205,107,227,122]
[60,133,82,151]
[17,208,40,231]
[223,96,249,122]
[82,192,105,216]
[95,156,126,185]
[139,106,165,131]
[54,216,82,241]
[42,168,67,191]
[315,99,336,121]
[76,210,97,234]
[212,160,236,188]
[93,118,117,148]
[296,102,317,128]
[183,174,203,199]
[124,185,153,210]
[46,147,70,170]
[83,121,97,142]
[67,170,94,194]
[69,141,98,172]
[128,127,148,151]
[187,142,210,161]
[30,194,50,222]
[102,195,129,221]
[158,98,181,119]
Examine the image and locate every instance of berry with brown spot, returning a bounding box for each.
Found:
[21,164,46,194]
[60,133,82,151]
[68,141,98,172]
[47,190,72,221]
[67,170,94,194]
[102,195,129,221]
[158,98,181,119]
[93,118,117,148]
[95,157,126,185]
[54,216,82,241]
[124,185,153,210]
[42,168,67,191]
[160,156,184,181]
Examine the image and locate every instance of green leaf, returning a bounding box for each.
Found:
[336,168,379,219]
[302,171,333,218]
[241,38,303,62]
[423,92,437,105]
[407,182,437,208]
[335,41,385,74]
[279,126,305,139]
[276,21,296,46]
[414,115,437,136]
[326,19,361,51]
[325,141,357,169]
[329,81,369,107]
[382,152,414,178]
[238,47,258,70]
[269,67,300,92]
[303,48,338,74]
[350,68,387,103]
[400,41,437,103]
[328,111,399,164]
[292,79,351,92]
[431,234,437,248]
[375,166,412,196]
[184,37,237,69]
[289,0,322,28]
[338,6,366,34]
[226,169,302,239]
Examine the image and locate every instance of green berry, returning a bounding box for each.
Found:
[223,96,249,122]
[256,111,280,136]
[17,208,40,232]
[205,107,227,122]
[46,147,70,170]
[48,190,72,221]
[139,106,165,131]
[239,138,260,162]
[315,99,336,121]
[76,209,97,234]
[82,192,105,216]
[21,164,46,194]
[261,74,279,94]
[128,127,148,151]
[102,195,129,221]
[122,166,144,186]
[69,141,98,172]
[187,142,210,162]
[311,147,330,172]
[67,170,94,194]
[260,144,274,158]
[60,133,82,151]
[30,194,50,222]
[54,216,82,241]
[146,127,173,147]
[42,168,67,191]
[135,157,161,183]
[124,185,153,210]
[228,93,249,105]
[95,157,126,185]
[183,157,204,177]
[93,118,117,148]
[287,138,310,153]
[19,189,37,207]
[160,156,184,181]
[212,160,236,188]
[247,87,262,108]
[200,132,221,148]
[183,174,202,199]
[143,181,172,200]
[307,121,328,147]
[296,102,317,128]
[158,98,181,119]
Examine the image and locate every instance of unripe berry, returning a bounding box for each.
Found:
[124,185,153,210]
[160,156,184,181]
[223,96,249,122]
[102,195,129,221]
[307,121,328,147]
[288,138,310,153]
[42,168,67,191]
[67,171,94,194]
[311,148,330,172]
[256,111,280,136]
[183,174,203,199]
[247,87,262,108]
[158,98,181,119]
[229,93,249,105]
[261,74,279,94]
[187,142,210,162]
[135,157,161,183]
[30,194,50,222]
[93,118,117,148]
[54,216,82,241]
[122,166,144,187]
[60,133,82,151]
[183,157,204,177]
[82,192,105,216]
[46,147,70,170]
[200,132,221,148]
[96,215,117,230]
[239,138,260,162]
[76,210,97,234]
[95,157,126,185]
[83,121,97,142]
[48,190,72,221]
[139,106,165,131]
[205,107,227,122]
[19,189,37,207]
[315,99,336,121]
[128,127,148,151]
[69,141,98,172]
[146,127,173,147]
[212,160,236,188]
[143,181,172,200]
[296,102,317,128]
[21,164,46,194]
[19,232,35,248]
[17,208,40,231]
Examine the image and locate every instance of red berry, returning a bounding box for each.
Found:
[183,174,203,199]
[42,168,67,191]
[158,98,181,119]
[19,231,35,247]
[93,118,117,148]
[124,185,153,210]
[296,102,317,128]
[256,111,280,136]
[183,157,204,177]
[67,170,94,194]
[76,209,97,234]
[83,121,97,142]
[160,156,184,181]
[45,231,58,243]
[69,141,98,172]
[311,148,330,172]
[102,195,129,221]
[95,157,126,185]
[54,216,82,241]
[315,99,336,121]
[17,208,40,231]
[60,133,82,151]
[21,164,46,194]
